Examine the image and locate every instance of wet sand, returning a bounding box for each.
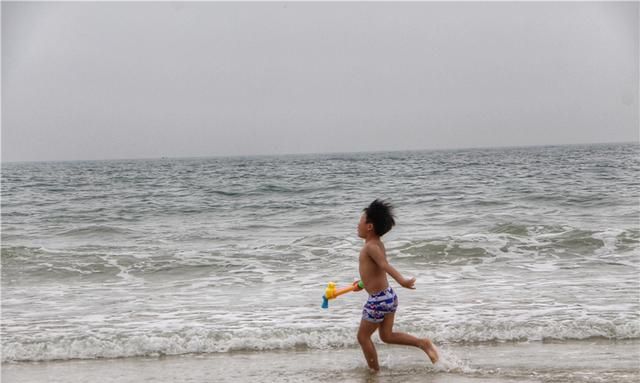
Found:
[3,339,638,383]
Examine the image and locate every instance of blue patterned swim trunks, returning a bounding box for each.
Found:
[362,286,398,323]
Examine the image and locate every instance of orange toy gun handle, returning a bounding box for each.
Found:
[333,281,364,298]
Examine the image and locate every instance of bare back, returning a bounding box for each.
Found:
[358,240,389,294]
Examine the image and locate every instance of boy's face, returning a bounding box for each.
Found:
[357,213,373,238]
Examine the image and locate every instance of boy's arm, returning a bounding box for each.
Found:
[367,245,416,289]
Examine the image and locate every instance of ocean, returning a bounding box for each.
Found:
[2,143,639,382]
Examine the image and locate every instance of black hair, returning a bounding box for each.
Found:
[363,199,396,236]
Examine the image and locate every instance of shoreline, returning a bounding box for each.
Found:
[2,336,636,364]
[3,339,638,383]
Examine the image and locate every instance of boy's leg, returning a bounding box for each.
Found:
[379,313,439,363]
[357,319,380,371]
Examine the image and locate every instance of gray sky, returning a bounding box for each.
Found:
[2,1,638,162]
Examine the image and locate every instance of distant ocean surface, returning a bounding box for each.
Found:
[2,143,639,366]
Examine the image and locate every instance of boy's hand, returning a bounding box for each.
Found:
[353,280,363,291]
[400,277,416,289]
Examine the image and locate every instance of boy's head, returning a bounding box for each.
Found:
[359,199,396,238]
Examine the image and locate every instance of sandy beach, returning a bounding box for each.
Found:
[3,339,639,383]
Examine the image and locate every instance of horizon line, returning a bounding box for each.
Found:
[2,140,638,165]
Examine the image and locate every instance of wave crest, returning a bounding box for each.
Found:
[4,319,638,363]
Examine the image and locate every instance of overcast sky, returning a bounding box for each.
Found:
[2,1,638,162]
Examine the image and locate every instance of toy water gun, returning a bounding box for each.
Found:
[321,280,364,309]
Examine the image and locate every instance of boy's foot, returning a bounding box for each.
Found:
[419,339,439,364]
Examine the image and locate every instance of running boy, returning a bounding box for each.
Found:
[354,199,439,371]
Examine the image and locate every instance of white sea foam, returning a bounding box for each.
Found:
[3,319,638,363]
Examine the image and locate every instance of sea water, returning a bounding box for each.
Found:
[2,143,639,381]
